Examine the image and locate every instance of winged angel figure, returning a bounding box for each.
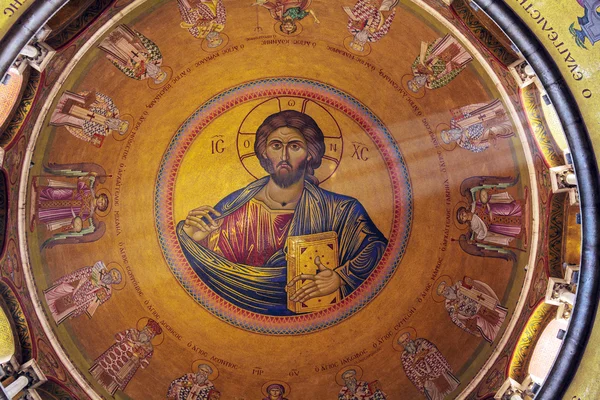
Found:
[31,162,110,249]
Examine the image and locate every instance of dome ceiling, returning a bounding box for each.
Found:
[14,0,552,398]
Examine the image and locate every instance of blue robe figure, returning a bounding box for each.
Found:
[177,177,387,316]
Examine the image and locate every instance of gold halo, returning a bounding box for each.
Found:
[261,380,291,397]
[436,123,457,151]
[401,74,426,99]
[343,36,372,57]
[136,317,165,346]
[274,21,303,37]
[105,262,126,291]
[111,114,134,141]
[147,66,173,90]
[335,365,363,386]
[236,96,343,184]
[94,188,112,218]
[392,327,418,352]
[452,200,470,230]
[201,33,229,53]
[431,275,454,303]
[191,359,219,381]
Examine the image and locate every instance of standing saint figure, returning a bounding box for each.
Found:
[263,383,289,400]
[440,99,515,153]
[408,34,473,92]
[44,261,121,325]
[98,24,167,84]
[177,0,226,47]
[50,90,129,148]
[35,173,108,233]
[177,110,387,316]
[338,369,387,400]
[398,333,460,400]
[438,277,508,343]
[32,162,110,249]
[253,0,320,35]
[343,0,397,52]
[89,319,162,395]
[167,364,220,400]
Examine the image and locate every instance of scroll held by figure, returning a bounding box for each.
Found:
[408,34,473,92]
[177,110,387,316]
[98,24,167,84]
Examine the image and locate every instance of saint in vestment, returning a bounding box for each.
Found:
[43,261,122,324]
[254,0,320,35]
[177,0,226,46]
[399,335,460,400]
[167,364,219,400]
[408,34,473,92]
[89,320,162,395]
[439,278,508,343]
[441,100,515,153]
[98,24,167,84]
[344,0,397,52]
[50,90,128,147]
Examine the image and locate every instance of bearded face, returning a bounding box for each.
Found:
[263,127,311,188]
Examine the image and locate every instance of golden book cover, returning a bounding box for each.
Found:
[286,231,341,313]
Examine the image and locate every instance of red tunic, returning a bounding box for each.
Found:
[207,199,293,266]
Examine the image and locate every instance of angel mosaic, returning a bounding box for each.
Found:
[177,0,226,47]
[396,331,460,399]
[408,34,473,92]
[436,276,508,343]
[440,99,515,153]
[30,162,110,249]
[43,261,123,325]
[253,0,320,35]
[454,174,527,262]
[343,0,397,52]
[89,319,163,395]
[49,90,130,148]
[98,24,167,85]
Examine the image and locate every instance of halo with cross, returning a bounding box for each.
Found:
[236,96,343,184]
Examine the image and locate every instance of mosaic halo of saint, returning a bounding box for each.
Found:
[155,78,412,334]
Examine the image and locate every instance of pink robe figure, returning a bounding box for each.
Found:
[37,180,95,232]
[44,262,113,324]
[89,322,161,395]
